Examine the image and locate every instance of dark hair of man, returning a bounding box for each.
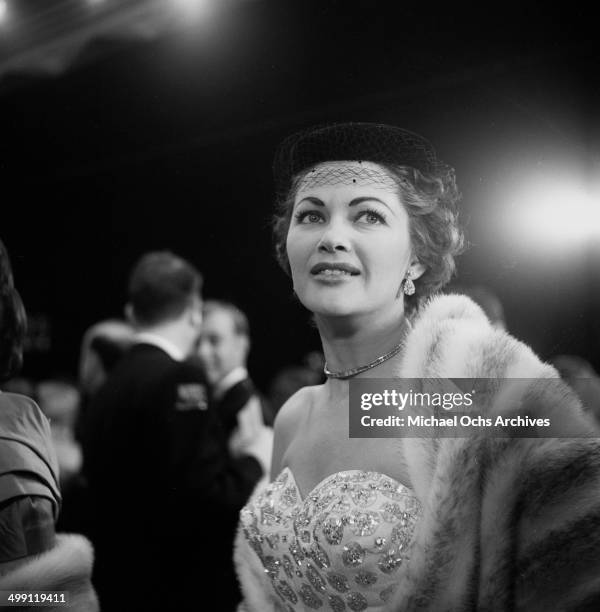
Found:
[0,239,27,382]
[128,251,202,328]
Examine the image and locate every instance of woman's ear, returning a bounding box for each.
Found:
[409,260,427,280]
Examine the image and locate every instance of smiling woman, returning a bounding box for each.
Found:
[233,123,600,612]
[286,161,418,322]
[273,125,463,318]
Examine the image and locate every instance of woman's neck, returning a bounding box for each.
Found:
[316,306,408,382]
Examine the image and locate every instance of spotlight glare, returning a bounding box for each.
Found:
[0,1,8,23]
[172,0,214,19]
[509,177,599,252]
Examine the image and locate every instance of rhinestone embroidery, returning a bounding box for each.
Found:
[350,487,378,508]
[346,591,369,611]
[347,511,381,537]
[341,542,365,568]
[328,594,347,611]
[282,555,295,579]
[374,537,387,550]
[281,486,299,507]
[306,542,328,570]
[299,584,323,609]
[278,581,298,604]
[263,556,281,580]
[306,564,327,593]
[377,548,404,574]
[240,468,422,610]
[327,572,350,593]
[322,517,345,545]
[266,534,281,550]
[381,503,404,523]
[354,570,378,587]
[378,478,406,501]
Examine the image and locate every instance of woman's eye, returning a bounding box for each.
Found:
[357,209,386,224]
[295,210,323,224]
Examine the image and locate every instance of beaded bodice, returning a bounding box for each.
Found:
[239,468,422,611]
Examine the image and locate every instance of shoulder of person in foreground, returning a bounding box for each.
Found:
[269,384,320,481]
[0,393,61,506]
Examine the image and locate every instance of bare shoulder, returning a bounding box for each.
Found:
[274,385,322,438]
[270,384,322,479]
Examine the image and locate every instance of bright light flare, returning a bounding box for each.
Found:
[171,0,215,20]
[0,1,9,23]
[507,177,600,252]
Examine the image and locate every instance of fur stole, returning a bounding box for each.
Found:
[387,294,600,611]
[0,534,98,611]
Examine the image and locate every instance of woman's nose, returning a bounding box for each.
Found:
[317,221,352,253]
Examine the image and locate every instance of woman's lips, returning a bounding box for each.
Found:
[313,269,354,278]
[310,262,361,275]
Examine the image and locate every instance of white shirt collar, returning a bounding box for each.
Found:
[214,366,248,398]
[135,332,186,362]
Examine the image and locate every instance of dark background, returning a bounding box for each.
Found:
[2,1,599,391]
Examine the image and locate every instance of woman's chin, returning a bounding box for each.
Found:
[303,297,359,318]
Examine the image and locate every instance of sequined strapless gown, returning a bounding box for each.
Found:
[239,468,423,611]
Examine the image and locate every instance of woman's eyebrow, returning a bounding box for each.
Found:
[349,197,394,213]
[295,196,395,214]
[295,196,324,208]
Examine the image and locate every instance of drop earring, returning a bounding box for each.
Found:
[403,270,415,296]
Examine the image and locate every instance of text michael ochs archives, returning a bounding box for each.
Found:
[348,379,589,438]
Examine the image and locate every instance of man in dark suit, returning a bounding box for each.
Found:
[196,300,274,445]
[82,253,270,612]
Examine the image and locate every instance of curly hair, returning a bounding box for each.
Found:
[0,239,27,382]
[272,162,465,312]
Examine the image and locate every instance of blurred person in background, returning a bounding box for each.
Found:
[76,318,136,445]
[0,238,98,610]
[35,378,91,537]
[81,251,271,611]
[36,379,82,489]
[196,300,274,466]
[78,318,136,404]
[267,351,325,415]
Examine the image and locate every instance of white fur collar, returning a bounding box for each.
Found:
[0,534,98,611]
[398,293,557,379]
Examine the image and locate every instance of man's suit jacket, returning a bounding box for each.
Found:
[81,343,262,611]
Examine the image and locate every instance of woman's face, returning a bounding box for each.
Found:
[286,161,418,318]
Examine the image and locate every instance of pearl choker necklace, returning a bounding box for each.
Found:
[323,321,412,380]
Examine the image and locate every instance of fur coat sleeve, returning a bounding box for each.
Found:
[387,294,600,611]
